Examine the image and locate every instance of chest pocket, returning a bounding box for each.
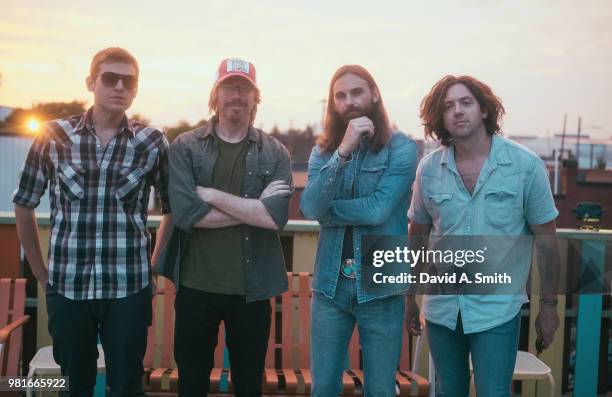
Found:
[424,192,455,232]
[58,162,86,201]
[115,149,158,203]
[254,161,276,194]
[116,167,146,202]
[191,154,205,185]
[484,189,523,227]
[359,163,387,195]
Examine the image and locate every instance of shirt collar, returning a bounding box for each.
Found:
[441,134,511,173]
[73,107,135,137]
[195,116,261,146]
[492,134,512,166]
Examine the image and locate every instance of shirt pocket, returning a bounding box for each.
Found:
[57,162,86,201]
[116,167,146,203]
[484,189,522,227]
[255,161,277,193]
[359,163,387,195]
[425,192,455,231]
[191,154,205,184]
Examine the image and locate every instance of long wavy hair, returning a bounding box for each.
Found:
[420,75,505,146]
[317,65,391,153]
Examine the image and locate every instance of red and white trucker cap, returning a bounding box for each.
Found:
[214,58,257,89]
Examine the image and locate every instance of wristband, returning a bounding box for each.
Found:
[540,297,558,306]
[338,149,350,160]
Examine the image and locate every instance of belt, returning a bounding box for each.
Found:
[341,259,356,279]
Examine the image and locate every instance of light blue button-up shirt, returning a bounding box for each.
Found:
[408,134,558,333]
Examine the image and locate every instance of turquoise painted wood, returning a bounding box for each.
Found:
[221,345,230,392]
[94,339,105,397]
[94,373,106,397]
[573,239,604,397]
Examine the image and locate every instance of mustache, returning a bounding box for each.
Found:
[342,105,362,116]
[340,105,374,124]
[225,100,247,107]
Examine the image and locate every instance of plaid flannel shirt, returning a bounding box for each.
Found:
[13,108,170,300]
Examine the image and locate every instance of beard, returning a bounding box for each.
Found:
[339,103,374,124]
[223,100,249,124]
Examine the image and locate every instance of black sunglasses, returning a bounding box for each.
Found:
[96,72,138,90]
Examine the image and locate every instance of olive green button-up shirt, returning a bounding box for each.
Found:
[157,120,292,302]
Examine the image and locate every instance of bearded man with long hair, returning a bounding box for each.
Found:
[301,65,417,396]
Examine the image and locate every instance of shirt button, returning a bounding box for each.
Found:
[246,259,251,263]
[244,194,248,198]
[245,236,249,241]
[248,171,253,175]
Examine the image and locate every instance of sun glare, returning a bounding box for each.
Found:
[27,118,41,134]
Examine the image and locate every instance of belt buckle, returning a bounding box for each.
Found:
[341,259,356,279]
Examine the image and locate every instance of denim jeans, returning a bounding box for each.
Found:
[427,312,521,397]
[311,275,405,397]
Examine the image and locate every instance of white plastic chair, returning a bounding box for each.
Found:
[26,345,105,397]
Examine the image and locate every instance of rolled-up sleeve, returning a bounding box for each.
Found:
[260,145,293,230]
[168,137,212,232]
[524,158,558,225]
[152,131,171,214]
[408,161,432,225]
[13,125,50,208]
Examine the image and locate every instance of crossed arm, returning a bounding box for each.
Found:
[301,137,417,226]
[168,138,292,232]
[194,181,290,230]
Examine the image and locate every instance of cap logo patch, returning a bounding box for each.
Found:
[227,59,250,74]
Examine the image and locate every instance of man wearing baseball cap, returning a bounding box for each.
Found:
[159,58,292,396]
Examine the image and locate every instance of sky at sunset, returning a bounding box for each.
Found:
[1,0,611,138]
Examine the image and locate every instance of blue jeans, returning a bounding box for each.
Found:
[311,275,405,397]
[427,312,521,397]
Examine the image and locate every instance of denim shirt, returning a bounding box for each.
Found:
[300,132,418,303]
[157,120,291,302]
[408,134,559,333]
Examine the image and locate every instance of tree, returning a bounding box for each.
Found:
[130,113,150,125]
[4,101,87,133]
[165,119,208,143]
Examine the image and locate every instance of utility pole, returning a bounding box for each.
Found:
[560,113,567,160]
[576,116,582,167]
[319,98,326,133]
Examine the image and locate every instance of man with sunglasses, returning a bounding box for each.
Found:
[14,47,172,396]
[158,58,292,396]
